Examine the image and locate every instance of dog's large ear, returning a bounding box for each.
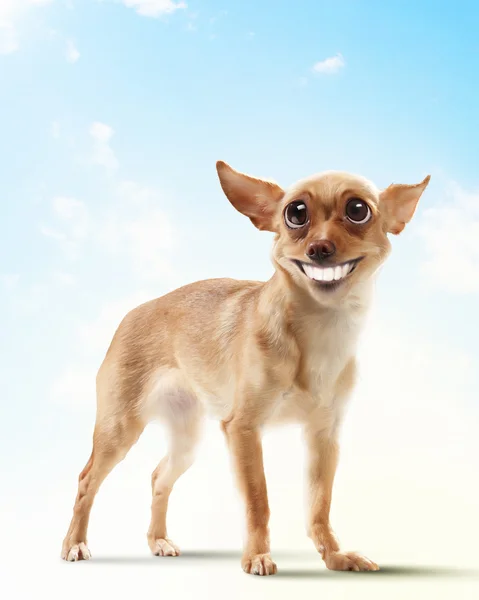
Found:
[380,175,431,235]
[216,161,284,232]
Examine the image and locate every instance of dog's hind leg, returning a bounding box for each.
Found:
[147,389,203,557]
[61,373,145,561]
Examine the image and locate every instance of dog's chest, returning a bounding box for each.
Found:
[267,312,361,425]
[304,316,358,392]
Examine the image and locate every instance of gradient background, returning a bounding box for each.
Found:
[1,1,478,598]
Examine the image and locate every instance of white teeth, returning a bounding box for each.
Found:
[323,267,334,281]
[303,264,314,279]
[302,260,358,284]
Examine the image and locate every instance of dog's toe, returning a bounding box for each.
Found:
[242,553,277,576]
[325,551,379,572]
[150,538,181,557]
[62,542,91,562]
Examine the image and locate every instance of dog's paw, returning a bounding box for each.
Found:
[242,553,277,576]
[150,538,181,557]
[62,542,91,562]
[324,551,379,572]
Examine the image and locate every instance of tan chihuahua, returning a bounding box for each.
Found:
[62,161,430,575]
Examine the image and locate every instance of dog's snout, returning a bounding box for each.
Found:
[306,239,336,262]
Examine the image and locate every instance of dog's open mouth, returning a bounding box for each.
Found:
[294,257,364,290]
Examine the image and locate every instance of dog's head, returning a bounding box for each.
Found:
[216,161,430,305]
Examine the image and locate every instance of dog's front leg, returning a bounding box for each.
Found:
[222,418,276,576]
[305,428,379,571]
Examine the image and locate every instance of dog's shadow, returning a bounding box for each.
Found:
[275,565,478,579]
[84,551,478,579]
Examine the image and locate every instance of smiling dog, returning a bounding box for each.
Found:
[62,161,430,574]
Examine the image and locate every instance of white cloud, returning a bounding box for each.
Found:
[52,195,86,220]
[50,365,96,410]
[14,281,50,314]
[52,196,89,240]
[354,315,474,456]
[39,124,179,306]
[1,273,20,290]
[39,224,68,242]
[114,210,174,278]
[50,120,61,138]
[40,180,177,281]
[65,39,80,63]
[122,0,187,18]
[418,182,479,294]
[117,179,158,205]
[312,53,345,74]
[90,121,114,143]
[89,121,119,172]
[40,196,90,257]
[0,0,53,55]
[77,291,154,354]
[97,181,177,280]
[0,1,22,24]
[50,291,154,419]
[51,271,76,286]
[0,23,18,54]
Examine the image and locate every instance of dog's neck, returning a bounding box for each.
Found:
[254,267,374,368]
[259,266,374,322]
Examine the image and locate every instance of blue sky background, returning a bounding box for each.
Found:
[1,1,478,583]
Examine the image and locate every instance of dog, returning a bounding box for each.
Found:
[61,161,430,574]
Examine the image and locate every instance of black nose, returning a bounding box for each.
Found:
[306,239,336,262]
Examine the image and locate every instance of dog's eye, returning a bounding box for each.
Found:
[345,198,371,224]
[284,201,309,228]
